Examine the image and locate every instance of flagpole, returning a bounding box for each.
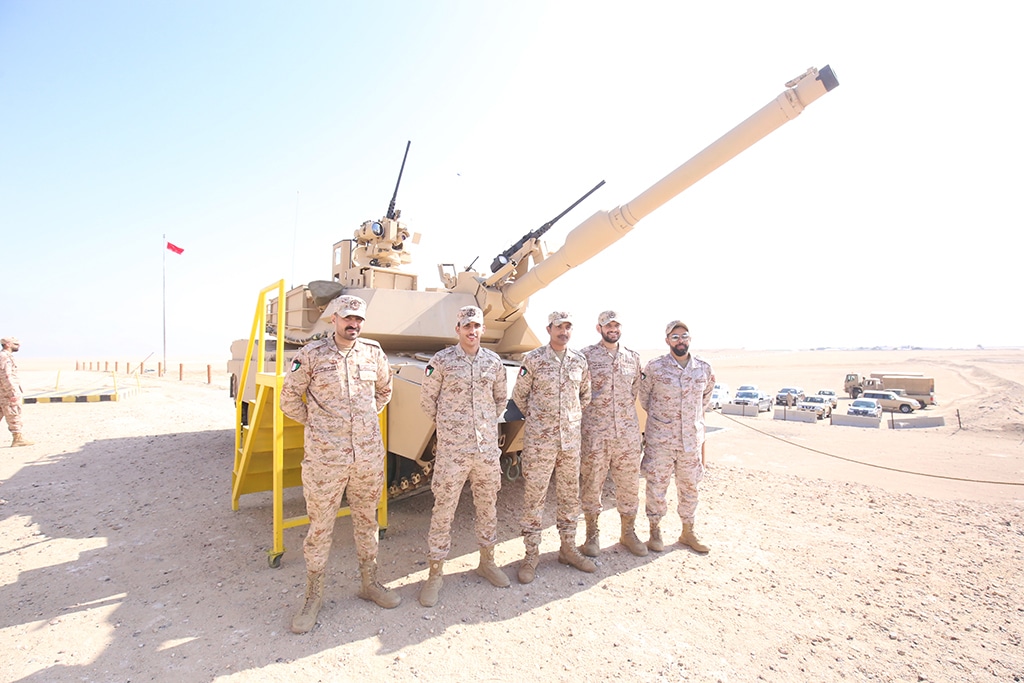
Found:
[162,233,167,374]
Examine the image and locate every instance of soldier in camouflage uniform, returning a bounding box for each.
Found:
[639,320,715,555]
[280,295,399,635]
[417,306,511,607]
[511,311,595,583]
[579,311,646,558]
[0,337,33,447]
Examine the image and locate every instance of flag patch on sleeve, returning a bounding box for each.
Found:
[291,359,301,372]
[519,366,528,377]
[425,365,434,376]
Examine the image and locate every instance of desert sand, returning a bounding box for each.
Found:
[1,349,1021,682]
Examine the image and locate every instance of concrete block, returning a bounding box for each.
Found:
[890,415,946,429]
[722,403,759,417]
[773,407,817,423]
[830,414,882,428]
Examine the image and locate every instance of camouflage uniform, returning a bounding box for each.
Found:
[639,353,715,525]
[0,346,24,435]
[580,342,643,516]
[420,343,508,560]
[512,344,591,547]
[280,334,392,572]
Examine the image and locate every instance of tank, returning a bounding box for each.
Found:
[230,65,839,498]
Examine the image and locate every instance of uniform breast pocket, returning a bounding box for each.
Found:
[569,369,583,382]
[357,365,377,382]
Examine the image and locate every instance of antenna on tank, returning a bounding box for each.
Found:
[387,141,412,220]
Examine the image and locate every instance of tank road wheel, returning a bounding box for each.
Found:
[899,404,912,414]
[268,552,283,569]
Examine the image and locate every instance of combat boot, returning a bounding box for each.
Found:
[580,513,600,557]
[357,560,401,609]
[418,560,444,607]
[476,546,510,587]
[679,522,710,554]
[558,537,597,573]
[290,570,324,634]
[11,433,33,447]
[619,514,648,557]
[646,520,665,552]
[517,543,540,584]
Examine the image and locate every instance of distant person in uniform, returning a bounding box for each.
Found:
[579,311,647,558]
[280,295,399,635]
[0,337,33,447]
[639,320,715,554]
[417,305,511,607]
[512,311,594,583]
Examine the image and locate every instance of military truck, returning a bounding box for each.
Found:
[232,65,840,500]
[844,372,936,406]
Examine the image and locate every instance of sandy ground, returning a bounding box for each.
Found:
[0,349,1022,682]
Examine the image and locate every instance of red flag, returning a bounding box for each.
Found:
[166,241,184,255]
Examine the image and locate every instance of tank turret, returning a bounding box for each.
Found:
[232,65,839,496]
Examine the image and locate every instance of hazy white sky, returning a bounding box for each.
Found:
[2,1,1020,360]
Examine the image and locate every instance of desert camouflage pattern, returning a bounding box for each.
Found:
[420,344,508,559]
[639,353,714,525]
[0,349,24,434]
[280,335,392,570]
[643,446,702,524]
[639,353,714,453]
[512,344,591,545]
[580,343,643,516]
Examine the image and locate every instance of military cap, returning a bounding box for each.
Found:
[457,306,484,326]
[665,320,689,336]
[1,336,19,346]
[597,310,620,326]
[547,311,573,325]
[321,295,368,320]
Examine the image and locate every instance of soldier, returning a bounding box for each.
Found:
[0,337,33,447]
[579,311,646,558]
[639,320,715,554]
[417,305,511,607]
[511,311,594,583]
[280,294,399,635]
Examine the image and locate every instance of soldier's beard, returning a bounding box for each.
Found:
[671,343,689,358]
[600,331,619,344]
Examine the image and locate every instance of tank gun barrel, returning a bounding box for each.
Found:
[386,140,412,220]
[501,65,839,307]
[490,180,606,273]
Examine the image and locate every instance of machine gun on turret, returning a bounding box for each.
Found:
[490,180,606,274]
[386,140,411,221]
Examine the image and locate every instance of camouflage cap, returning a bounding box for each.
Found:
[547,311,573,325]
[456,306,484,327]
[665,320,689,336]
[321,295,368,320]
[1,336,19,346]
[597,310,620,326]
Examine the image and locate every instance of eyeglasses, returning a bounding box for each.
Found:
[668,333,690,341]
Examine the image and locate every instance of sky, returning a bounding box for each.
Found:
[1,1,1021,362]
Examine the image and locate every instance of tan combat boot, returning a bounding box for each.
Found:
[476,546,510,587]
[679,523,710,554]
[418,560,444,607]
[580,513,600,557]
[646,520,665,552]
[619,514,649,557]
[11,433,33,447]
[290,571,324,634]
[517,543,540,584]
[558,536,597,573]
[358,560,401,608]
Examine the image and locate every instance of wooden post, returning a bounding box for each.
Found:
[179,363,183,381]
[207,365,212,384]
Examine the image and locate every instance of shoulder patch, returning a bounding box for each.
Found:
[291,359,301,372]
[641,371,646,380]
[425,364,434,376]
[519,366,528,377]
